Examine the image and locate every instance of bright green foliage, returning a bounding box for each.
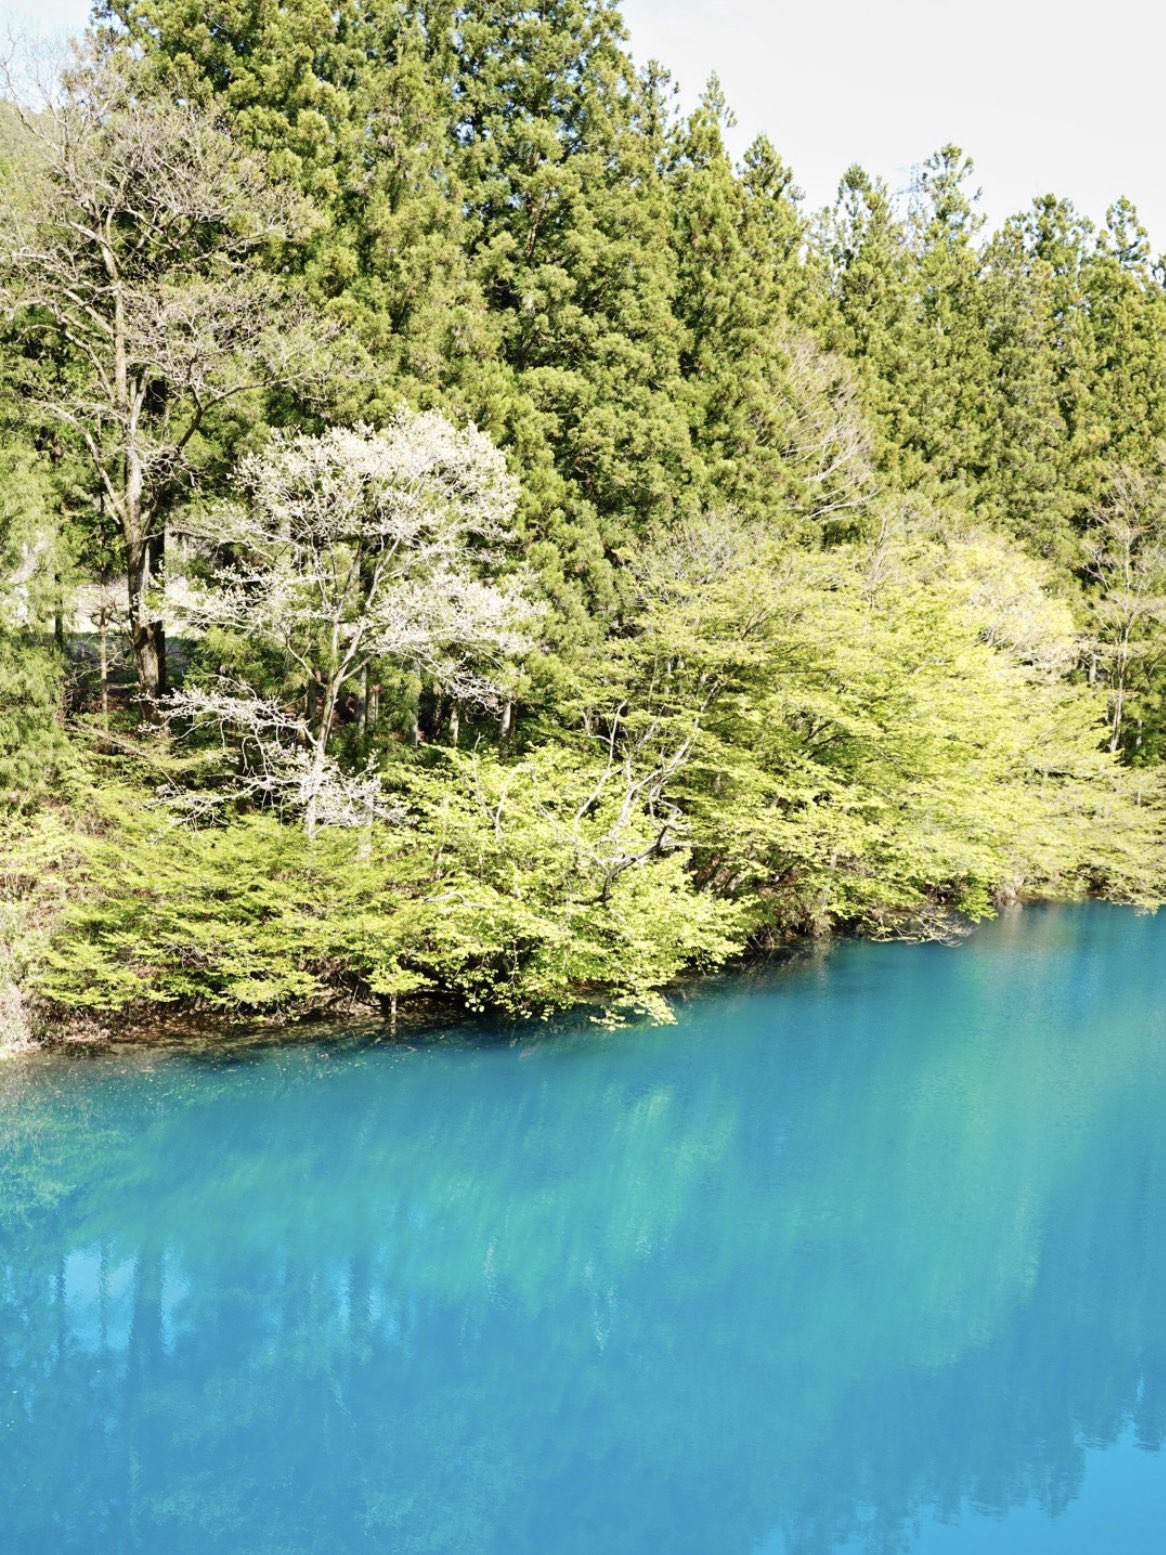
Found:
[385,746,744,1019]
[0,639,63,812]
[21,754,743,1023]
[582,512,1161,936]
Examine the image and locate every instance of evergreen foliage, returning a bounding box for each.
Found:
[0,447,66,810]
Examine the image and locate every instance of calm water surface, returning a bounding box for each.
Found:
[2,903,1165,1554]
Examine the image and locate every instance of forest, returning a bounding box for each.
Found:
[2,0,1165,1042]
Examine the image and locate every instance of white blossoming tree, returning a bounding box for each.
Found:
[169,411,537,837]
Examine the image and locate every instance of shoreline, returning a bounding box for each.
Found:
[7,945,819,1058]
[5,895,1118,1059]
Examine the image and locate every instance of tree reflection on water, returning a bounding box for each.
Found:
[2,903,1164,1554]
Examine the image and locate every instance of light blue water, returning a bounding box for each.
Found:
[2,902,1165,1554]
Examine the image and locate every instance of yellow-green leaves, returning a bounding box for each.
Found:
[597,512,1162,939]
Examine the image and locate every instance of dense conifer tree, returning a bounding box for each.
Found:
[1082,201,1166,489]
[448,0,694,627]
[666,82,869,532]
[821,166,917,486]
[901,147,993,495]
[976,217,1074,561]
[102,0,491,412]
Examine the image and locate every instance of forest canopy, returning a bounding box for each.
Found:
[2,2,1164,1040]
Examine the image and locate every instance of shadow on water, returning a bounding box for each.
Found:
[1,902,1164,1553]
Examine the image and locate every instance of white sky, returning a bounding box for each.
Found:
[4,0,1163,247]
[621,0,1165,247]
[1,0,87,45]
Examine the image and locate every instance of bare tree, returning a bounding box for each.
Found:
[169,413,537,838]
[0,43,327,701]
[777,332,876,525]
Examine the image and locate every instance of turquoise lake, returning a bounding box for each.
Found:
[2,901,1164,1553]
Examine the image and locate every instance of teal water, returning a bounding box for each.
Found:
[2,903,1165,1554]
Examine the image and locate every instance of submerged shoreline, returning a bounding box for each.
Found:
[9,941,820,1056]
[5,894,1105,1059]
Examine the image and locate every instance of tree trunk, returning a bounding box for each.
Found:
[53,571,66,655]
[98,604,109,726]
[304,672,343,839]
[132,618,167,701]
[126,531,166,703]
[1109,686,1125,753]
[304,746,325,841]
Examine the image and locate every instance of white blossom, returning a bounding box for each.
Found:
[166,413,538,836]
